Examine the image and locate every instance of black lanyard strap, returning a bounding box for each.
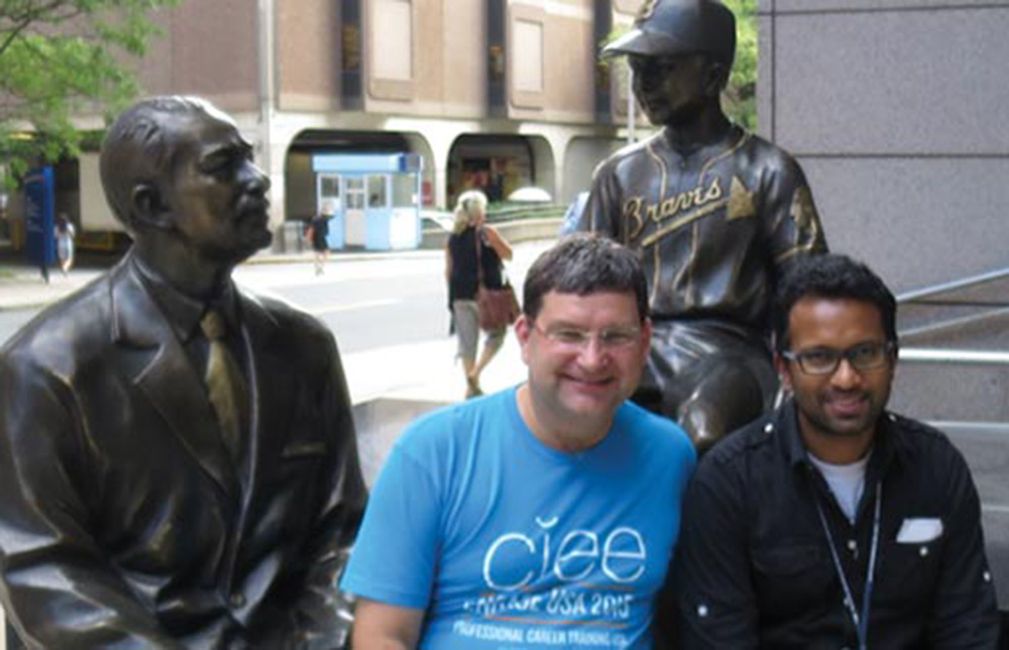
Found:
[814,479,882,650]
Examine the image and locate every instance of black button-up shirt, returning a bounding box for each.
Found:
[667,400,999,649]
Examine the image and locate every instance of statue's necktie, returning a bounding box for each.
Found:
[200,309,248,462]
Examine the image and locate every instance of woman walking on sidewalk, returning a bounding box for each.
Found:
[445,190,513,398]
[55,214,76,276]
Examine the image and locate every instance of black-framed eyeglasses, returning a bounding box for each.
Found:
[533,323,642,351]
[781,341,895,376]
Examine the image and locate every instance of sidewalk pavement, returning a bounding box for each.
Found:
[0,266,104,311]
[0,246,445,311]
[0,244,542,648]
[0,245,538,408]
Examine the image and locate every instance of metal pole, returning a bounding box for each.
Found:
[626,64,635,145]
[257,0,274,178]
[896,266,1009,303]
[899,348,1009,365]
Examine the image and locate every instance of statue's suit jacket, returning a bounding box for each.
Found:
[0,253,366,649]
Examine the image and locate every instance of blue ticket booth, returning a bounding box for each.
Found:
[312,153,423,250]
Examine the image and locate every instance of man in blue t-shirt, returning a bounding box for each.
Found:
[342,235,697,648]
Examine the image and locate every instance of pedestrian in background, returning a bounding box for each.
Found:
[445,189,512,398]
[306,205,331,275]
[55,213,76,276]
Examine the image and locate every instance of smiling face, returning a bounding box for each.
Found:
[516,290,651,451]
[158,108,272,266]
[777,297,896,459]
[629,53,715,126]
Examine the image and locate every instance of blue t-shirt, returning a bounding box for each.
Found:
[341,387,696,649]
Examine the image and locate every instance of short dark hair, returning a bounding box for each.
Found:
[523,234,649,322]
[99,96,214,233]
[774,253,897,351]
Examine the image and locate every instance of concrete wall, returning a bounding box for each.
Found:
[758,0,1009,294]
[757,0,1009,434]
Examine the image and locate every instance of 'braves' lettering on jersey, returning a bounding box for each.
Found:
[579,125,826,327]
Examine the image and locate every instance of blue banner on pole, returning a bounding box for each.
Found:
[24,166,56,268]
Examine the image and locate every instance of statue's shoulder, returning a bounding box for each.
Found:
[239,287,336,350]
[242,288,321,329]
[0,272,114,373]
[732,128,804,171]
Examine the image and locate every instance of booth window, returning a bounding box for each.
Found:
[346,177,365,209]
[319,175,340,211]
[368,175,387,208]
[392,175,415,207]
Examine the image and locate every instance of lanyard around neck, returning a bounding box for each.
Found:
[813,477,882,650]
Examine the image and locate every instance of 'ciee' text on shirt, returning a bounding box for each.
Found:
[482,516,647,590]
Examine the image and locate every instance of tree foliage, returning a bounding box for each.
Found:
[722,0,757,131]
[0,0,178,185]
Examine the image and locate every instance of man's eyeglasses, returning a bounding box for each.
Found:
[533,323,642,351]
[781,341,895,375]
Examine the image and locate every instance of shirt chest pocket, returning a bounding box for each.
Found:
[752,543,834,619]
[878,538,941,608]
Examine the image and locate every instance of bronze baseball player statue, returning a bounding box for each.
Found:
[578,0,826,451]
[0,97,365,648]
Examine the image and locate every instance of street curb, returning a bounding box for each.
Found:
[0,301,49,313]
[246,248,444,265]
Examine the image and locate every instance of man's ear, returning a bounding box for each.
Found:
[515,314,531,344]
[131,184,173,230]
[515,314,532,364]
[774,352,793,392]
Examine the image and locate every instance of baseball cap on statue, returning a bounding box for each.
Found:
[603,0,736,65]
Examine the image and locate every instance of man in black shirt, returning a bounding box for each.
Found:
[669,253,998,648]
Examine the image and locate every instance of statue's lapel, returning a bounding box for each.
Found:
[110,257,239,502]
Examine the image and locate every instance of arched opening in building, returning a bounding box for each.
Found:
[283,130,438,251]
[284,130,411,223]
[446,134,554,206]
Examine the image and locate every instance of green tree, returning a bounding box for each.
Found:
[0,0,179,186]
[722,0,757,131]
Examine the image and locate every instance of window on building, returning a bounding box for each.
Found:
[392,175,415,208]
[368,175,388,208]
[346,177,365,209]
[320,175,340,198]
[513,19,543,93]
[372,0,412,81]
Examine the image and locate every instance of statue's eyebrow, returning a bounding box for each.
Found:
[199,139,253,170]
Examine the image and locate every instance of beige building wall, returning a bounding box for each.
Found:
[347,0,601,124]
[65,0,626,227]
[363,0,486,117]
[276,0,341,111]
[433,1,487,118]
[508,0,596,124]
[137,0,260,112]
